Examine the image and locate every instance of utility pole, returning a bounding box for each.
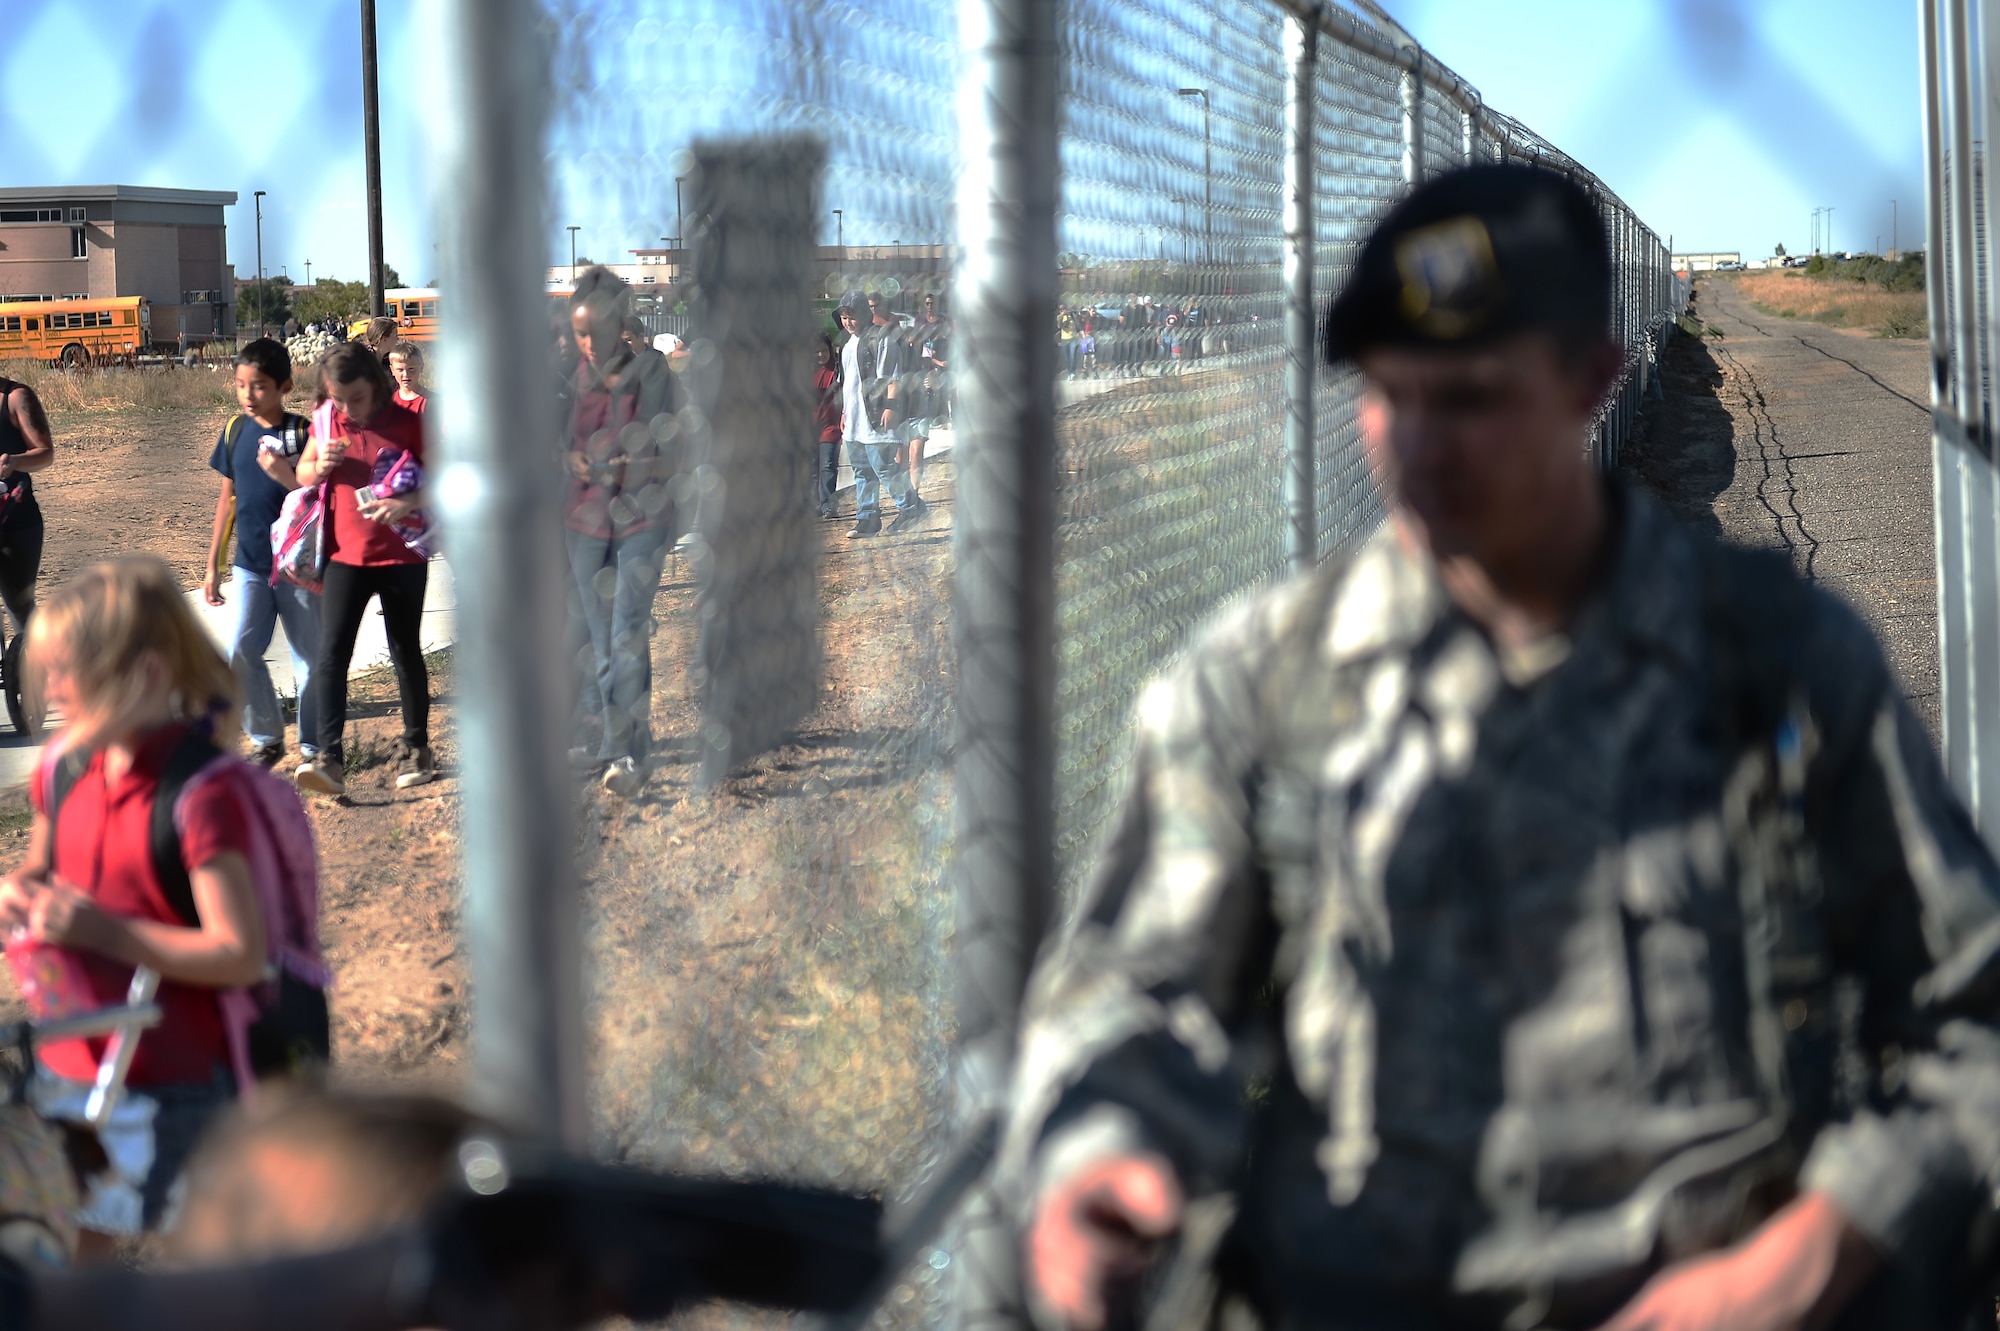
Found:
[567,225,580,283]
[305,258,312,288]
[361,0,386,317]
[674,175,687,252]
[1825,206,1835,255]
[1178,87,1212,267]
[254,189,267,342]
[1811,207,1820,255]
[1892,199,1898,258]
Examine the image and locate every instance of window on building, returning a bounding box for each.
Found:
[70,226,86,259]
[67,208,84,223]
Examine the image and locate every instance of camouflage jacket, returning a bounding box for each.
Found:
[1002,485,2000,1329]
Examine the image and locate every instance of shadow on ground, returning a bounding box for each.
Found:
[1618,322,1736,541]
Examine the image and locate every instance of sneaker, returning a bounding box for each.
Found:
[295,757,346,797]
[250,741,285,769]
[887,505,930,535]
[396,743,437,789]
[569,744,605,773]
[847,520,881,539]
[820,508,843,522]
[601,756,647,797]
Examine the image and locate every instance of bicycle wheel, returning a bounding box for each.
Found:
[4,631,29,737]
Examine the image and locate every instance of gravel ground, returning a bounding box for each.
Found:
[1623,277,1938,742]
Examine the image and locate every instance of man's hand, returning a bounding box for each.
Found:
[203,572,226,607]
[1596,1193,1878,1331]
[1025,1153,1184,1331]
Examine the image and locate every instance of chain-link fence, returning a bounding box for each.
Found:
[428,0,1679,1325]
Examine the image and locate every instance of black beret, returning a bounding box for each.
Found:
[1324,164,1611,364]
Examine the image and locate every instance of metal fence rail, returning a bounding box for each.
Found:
[1922,0,2000,837]
[429,1,1680,1325]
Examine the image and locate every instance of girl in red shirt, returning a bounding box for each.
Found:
[293,343,435,795]
[0,556,270,1244]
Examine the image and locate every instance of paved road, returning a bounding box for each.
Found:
[1632,278,1938,738]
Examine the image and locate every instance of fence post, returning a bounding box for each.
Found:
[1284,15,1318,573]
[950,0,1058,1322]
[430,0,587,1148]
[1461,104,1476,166]
[1400,50,1423,186]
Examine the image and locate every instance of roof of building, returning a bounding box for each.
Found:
[0,185,237,206]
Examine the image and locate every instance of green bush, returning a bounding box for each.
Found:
[1802,252,1926,292]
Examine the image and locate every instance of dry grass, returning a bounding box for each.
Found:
[1725,271,1928,339]
[0,358,331,416]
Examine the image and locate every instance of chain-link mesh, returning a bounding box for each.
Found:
[499,3,1678,1326]
[543,8,961,1328]
[1309,38,1399,562]
[1051,0,1292,893]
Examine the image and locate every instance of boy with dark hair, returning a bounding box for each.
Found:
[203,338,319,769]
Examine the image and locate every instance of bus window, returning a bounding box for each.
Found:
[421,301,437,317]
[25,320,37,332]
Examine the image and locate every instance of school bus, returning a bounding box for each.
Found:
[348,288,439,343]
[0,296,150,367]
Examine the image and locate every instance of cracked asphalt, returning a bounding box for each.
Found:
[1621,276,1939,741]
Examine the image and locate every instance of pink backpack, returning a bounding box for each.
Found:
[41,728,331,1095]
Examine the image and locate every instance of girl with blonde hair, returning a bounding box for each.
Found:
[0,556,272,1246]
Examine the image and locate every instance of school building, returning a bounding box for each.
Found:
[0,185,238,341]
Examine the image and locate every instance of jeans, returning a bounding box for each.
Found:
[230,567,320,755]
[567,525,668,765]
[849,438,916,524]
[818,436,843,514]
[316,560,430,757]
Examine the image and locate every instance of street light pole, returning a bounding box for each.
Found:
[361,0,386,318]
[832,209,843,282]
[254,189,267,342]
[673,175,687,253]
[567,225,580,283]
[1178,87,1212,267]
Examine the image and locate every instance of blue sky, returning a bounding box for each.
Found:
[0,0,1926,282]
[1377,0,1926,259]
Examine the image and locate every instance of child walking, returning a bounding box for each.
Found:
[293,343,435,795]
[387,341,428,415]
[0,557,274,1245]
[202,339,318,769]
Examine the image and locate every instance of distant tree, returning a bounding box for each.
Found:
[1774,242,1787,257]
[237,278,292,331]
[295,278,372,327]
[383,263,404,290]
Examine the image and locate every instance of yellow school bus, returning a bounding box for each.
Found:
[348,288,439,344]
[0,296,149,367]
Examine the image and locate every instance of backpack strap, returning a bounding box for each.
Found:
[149,726,224,928]
[41,745,90,879]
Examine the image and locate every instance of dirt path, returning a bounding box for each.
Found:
[1621,278,1939,740]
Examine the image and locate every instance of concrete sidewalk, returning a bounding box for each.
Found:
[0,559,456,790]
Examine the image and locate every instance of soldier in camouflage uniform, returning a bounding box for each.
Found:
[1004,166,2000,1331]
